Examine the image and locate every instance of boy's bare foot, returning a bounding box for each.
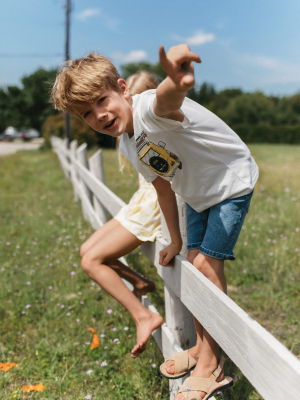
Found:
[132,278,156,298]
[131,311,163,358]
[174,360,224,400]
[164,346,200,375]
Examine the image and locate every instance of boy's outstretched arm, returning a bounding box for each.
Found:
[151,177,182,267]
[153,44,201,117]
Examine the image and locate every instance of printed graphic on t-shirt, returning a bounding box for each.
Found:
[136,131,182,178]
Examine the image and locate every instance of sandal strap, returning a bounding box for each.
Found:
[179,376,233,400]
[165,350,196,375]
[211,355,225,380]
[178,376,214,395]
[174,350,193,375]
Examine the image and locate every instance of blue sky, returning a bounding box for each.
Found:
[1,0,300,96]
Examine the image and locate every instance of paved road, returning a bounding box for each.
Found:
[0,139,44,156]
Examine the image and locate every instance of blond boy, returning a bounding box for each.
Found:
[52,45,258,399]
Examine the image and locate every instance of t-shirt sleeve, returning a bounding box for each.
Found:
[138,164,158,183]
[138,90,190,133]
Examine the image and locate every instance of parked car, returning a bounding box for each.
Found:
[20,129,40,141]
[3,126,20,141]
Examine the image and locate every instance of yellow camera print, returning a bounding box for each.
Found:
[136,131,182,178]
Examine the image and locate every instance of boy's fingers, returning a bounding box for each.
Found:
[159,249,174,267]
[180,74,195,90]
[177,53,201,68]
[158,45,166,59]
[165,258,174,267]
[159,45,172,73]
[158,45,166,65]
[188,52,201,64]
[159,248,167,265]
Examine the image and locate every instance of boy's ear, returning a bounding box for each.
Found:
[117,78,129,98]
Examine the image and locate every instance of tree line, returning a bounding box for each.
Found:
[1,63,300,145]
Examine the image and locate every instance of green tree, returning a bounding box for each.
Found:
[21,68,58,131]
[0,89,9,132]
[210,88,243,114]
[275,93,300,125]
[218,91,275,126]
[0,68,57,133]
[187,83,217,108]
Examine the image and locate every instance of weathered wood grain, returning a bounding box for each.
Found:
[88,149,109,225]
[70,154,125,216]
[52,137,300,400]
[141,238,300,400]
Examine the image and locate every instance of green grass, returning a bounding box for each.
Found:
[0,149,166,399]
[0,144,299,399]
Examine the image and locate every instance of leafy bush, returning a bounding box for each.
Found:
[42,113,118,148]
[42,113,97,147]
[232,124,300,144]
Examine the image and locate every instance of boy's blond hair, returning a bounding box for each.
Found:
[51,52,121,115]
[117,71,159,174]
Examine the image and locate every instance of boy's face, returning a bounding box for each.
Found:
[80,79,133,137]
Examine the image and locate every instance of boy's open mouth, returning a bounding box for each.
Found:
[104,118,117,130]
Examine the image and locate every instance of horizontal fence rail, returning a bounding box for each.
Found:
[51,136,300,400]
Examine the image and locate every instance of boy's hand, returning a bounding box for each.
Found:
[159,242,181,267]
[159,44,201,92]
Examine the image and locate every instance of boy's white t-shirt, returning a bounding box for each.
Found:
[119,89,259,213]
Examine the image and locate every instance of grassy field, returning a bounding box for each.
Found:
[0,144,299,399]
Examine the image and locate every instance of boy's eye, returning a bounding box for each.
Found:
[83,111,90,119]
[98,96,106,104]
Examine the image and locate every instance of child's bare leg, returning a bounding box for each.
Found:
[80,218,120,257]
[107,259,156,297]
[81,224,163,358]
[164,249,204,374]
[174,253,226,400]
[80,219,155,297]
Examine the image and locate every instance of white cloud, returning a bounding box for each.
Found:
[76,8,101,21]
[75,8,120,30]
[172,31,215,46]
[240,54,300,84]
[112,50,148,63]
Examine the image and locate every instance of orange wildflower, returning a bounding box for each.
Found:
[22,382,46,392]
[89,327,100,350]
[0,362,17,372]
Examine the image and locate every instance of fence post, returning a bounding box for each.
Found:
[70,140,78,201]
[62,138,70,179]
[88,149,109,225]
[161,195,197,400]
[76,143,93,222]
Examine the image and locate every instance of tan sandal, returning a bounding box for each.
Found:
[159,350,198,379]
[177,356,233,399]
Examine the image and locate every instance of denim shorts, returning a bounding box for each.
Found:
[186,190,254,260]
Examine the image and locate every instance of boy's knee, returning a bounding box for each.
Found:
[193,256,210,276]
[187,249,200,265]
[187,254,196,264]
[193,253,224,278]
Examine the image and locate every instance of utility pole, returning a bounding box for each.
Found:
[64,0,72,143]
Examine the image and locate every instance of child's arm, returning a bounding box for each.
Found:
[152,177,182,267]
[153,44,201,117]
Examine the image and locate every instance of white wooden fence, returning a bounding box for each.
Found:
[51,136,300,400]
